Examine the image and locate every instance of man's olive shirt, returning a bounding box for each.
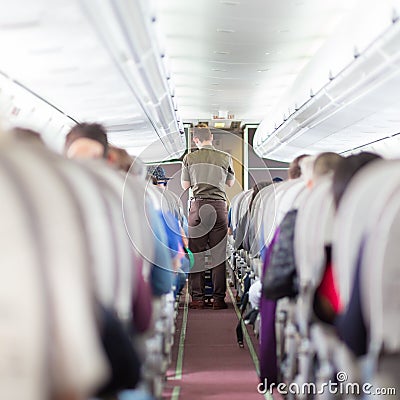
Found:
[181,145,235,200]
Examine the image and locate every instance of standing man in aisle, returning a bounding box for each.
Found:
[181,124,235,310]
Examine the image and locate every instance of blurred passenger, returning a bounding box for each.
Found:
[65,123,108,159]
[107,145,133,172]
[150,168,187,296]
[332,152,381,357]
[148,165,171,188]
[288,153,309,179]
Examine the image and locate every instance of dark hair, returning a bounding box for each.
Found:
[150,175,158,186]
[192,124,212,142]
[65,123,108,158]
[288,154,309,179]
[332,152,381,208]
[272,177,283,183]
[249,181,272,211]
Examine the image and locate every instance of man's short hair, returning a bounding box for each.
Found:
[65,123,108,158]
[192,124,212,142]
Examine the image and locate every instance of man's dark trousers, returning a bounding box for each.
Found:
[188,199,228,301]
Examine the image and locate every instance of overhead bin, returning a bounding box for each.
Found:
[0,0,184,162]
[80,0,185,161]
[254,6,400,161]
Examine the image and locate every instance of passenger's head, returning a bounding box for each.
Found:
[272,177,283,183]
[149,166,170,187]
[312,152,343,185]
[249,181,272,211]
[192,123,212,146]
[107,145,133,172]
[332,152,382,209]
[288,154,309,179]
[65,123,108,159]
[11,127,44,144]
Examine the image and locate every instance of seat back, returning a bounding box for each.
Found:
[332,160,400,309]
[361,178,400,354]
[295,178,335,289]
[123,175,156,266]
[54,158,117,309]
[249,185,276,256]
[275,179,306,226]
[82,161,135,321]
[0,148,48,400]
[2,144,108,396]
[230,190,248,232]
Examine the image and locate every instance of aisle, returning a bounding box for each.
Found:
[164,285,270,400]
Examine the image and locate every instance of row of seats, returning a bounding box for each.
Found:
[229,156,399,399]
[0,136,185,400]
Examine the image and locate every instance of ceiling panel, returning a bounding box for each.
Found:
[155,0,358,121]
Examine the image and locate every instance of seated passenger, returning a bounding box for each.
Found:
[149,168,187,296]
[64,123,108,159]
[107,145,133,172]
